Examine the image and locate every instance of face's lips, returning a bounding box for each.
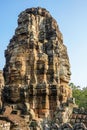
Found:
[10,74,20,77]
[10,70,20,75]
[9,73,21,80]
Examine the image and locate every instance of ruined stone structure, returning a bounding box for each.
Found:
[3,7,71,118]
[0,7,87,130]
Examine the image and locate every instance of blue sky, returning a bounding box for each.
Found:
[0,0,87,87]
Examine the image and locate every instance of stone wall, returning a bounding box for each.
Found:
[70,108,87,127]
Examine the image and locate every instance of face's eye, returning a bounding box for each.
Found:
[9,63,13,68]
[15,61,22,68]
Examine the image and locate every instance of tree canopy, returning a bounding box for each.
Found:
[69,83,87,109]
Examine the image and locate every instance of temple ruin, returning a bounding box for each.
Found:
[0,7,87,130]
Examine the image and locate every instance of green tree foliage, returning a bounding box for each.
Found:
[69,83,87,109]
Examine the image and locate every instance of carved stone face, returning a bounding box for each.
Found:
[60,64,71,83]
[8,53,26,85]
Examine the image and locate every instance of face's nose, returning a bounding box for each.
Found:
[10,63,17,72]
[12,66,16,72]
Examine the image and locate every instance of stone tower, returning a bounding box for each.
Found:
[3,7,72,119]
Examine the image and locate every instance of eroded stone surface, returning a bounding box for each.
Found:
[0,70,4,109]
[3,7,71,112]
[0,70,4,88]
[0,7,86,130]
